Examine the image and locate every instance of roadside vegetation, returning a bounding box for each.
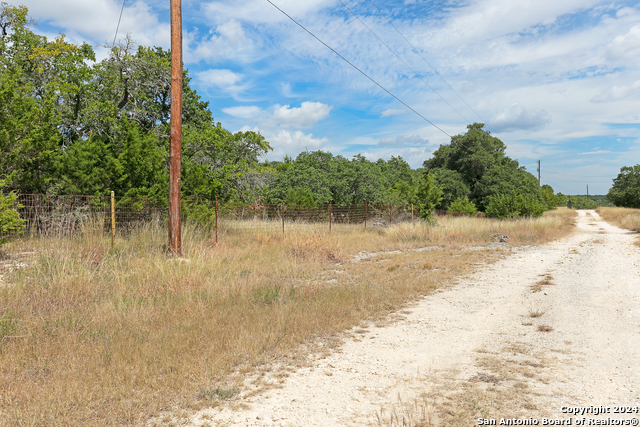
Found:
[597,206,640,245]
[0,210,576,426]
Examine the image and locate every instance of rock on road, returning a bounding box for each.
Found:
[178,210,640,426]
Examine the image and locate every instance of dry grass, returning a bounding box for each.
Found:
[597,207,640,245]
[537,325,554,332]
[0,210,576,426]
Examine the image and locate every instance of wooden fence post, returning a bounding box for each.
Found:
[364,202,367,228]
[329,202,332,233]
[215,198,218,244]
[282,202,285,235]
[110,191,115,249]
[411,204,414,224]
[388,204,392,226]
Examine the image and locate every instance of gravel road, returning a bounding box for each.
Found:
[179,210,640,426]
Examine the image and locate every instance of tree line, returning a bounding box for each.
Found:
[6,3,636,234]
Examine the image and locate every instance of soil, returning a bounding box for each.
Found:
[174,210,640,426]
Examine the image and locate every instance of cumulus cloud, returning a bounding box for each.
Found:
[377,135,430,147]
[194,69,250,98]
[265,130,331,159]
[591,80,640,103]
[489,103,552,133]
[20,0,167,48]
[188,19,259,63]
[381,109,406,117]
[222,106,264,120]
[607,25,640,59]
[269,102,332,129]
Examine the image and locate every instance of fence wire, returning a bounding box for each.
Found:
[2,194,427,242]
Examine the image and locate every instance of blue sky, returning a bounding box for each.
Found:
[17,0,640,195]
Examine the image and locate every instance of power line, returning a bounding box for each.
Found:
[366,0,542,163]
[367,0,481,126]
[337,0,471,124]
[112,0,126,47]
[264,0,451,138]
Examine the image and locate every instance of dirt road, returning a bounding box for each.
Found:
[180,210,640,426]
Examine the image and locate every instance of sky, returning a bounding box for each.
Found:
[15,0,640,195]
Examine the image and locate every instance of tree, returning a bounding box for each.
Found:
[430,168,469,210]
[423,123,541,211]
[415,173,443,219]
[540,185,558,210]
[0,179,25,244]
[485,191,545,219]
[448,197,476,216]
[607,165,640,208]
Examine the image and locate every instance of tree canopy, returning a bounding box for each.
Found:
[607,165,640,208]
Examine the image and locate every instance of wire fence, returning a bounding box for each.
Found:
[1,194,445,244]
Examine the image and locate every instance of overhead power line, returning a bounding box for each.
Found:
[264,0,451,138]
[337,0,471,124]
[367,0,482,126]
[112,0,126,47]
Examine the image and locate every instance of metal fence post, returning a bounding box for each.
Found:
[110,191,115,249]
[411,204,414,224]
[282,202,285,235]
[215,198,218,244]
[388,204,392,226]
[329,202,332,233]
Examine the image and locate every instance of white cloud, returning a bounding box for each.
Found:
[202,0,336,25]
[196,69,243,87]
[269,102,332,129]
[187,19,259,64]
[20,0,168,48]
[489,103,552,133]
[591,80,640,103]
[578,150,613,155]
[381,109,406,117]
[607,25,640,59]
[265,130,332,159]
[377,135,430,147]
[222,106,263,120]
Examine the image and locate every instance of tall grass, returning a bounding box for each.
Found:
[597,206,640,232]
[0,210,575,426]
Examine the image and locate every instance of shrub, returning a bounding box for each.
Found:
[0,180,25,244]
[485,191,545,219]
[447,197,476,216]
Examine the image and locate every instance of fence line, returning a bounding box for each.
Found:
[2,194,435,243]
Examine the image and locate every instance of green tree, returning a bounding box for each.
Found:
[0,179,25,244]
[448,197,476,216]
[423,123,541,211]
[540,185,558,210]
[607,165,640,208]
[485,191,545,219]
[430,168,469,210]
[415,173,443,219]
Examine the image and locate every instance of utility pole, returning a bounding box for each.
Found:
[169,0,183,256]
[537,160,541,186]
[587,185,589,199]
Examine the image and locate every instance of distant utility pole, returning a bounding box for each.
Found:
[537,160,541,186]
[169,0,183,256]
[587,185,589,199]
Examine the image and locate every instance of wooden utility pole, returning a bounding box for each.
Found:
[537,160,541,186]
[169,0,183,256]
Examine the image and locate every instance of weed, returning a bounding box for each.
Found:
[537,325,554,332]
[199,388,239,400]
[253,285,281,305]
[528,310,545,318]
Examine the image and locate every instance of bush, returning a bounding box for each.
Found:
[0,180,25,244]
[485,191,545,219]
[447,197,476,216]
